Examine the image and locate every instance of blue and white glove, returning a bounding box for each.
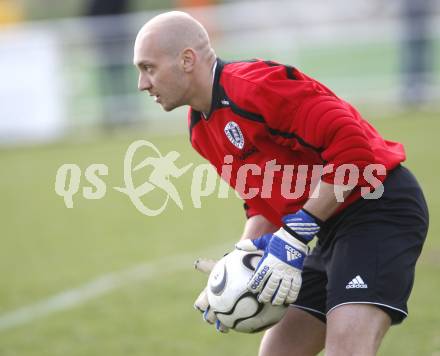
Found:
[236,209,320,306]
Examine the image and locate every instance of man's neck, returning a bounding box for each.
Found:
[191,57,217,115]
[201,59,217,117]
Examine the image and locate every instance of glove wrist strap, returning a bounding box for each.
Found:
[277,228,308,252]
[282,209,322,245]
[301,208,324,225]
[282,224,310,245]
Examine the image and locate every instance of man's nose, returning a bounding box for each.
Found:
[138,74,152,91]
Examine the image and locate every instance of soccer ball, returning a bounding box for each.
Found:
[207,249,288,333]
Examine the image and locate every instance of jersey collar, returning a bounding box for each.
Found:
[202,57,225,120]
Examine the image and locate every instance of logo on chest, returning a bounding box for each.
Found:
[224,121,244,149]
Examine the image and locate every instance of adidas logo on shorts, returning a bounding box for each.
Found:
[346,275,368,289]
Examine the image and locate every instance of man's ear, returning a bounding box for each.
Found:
[181,48,196,72]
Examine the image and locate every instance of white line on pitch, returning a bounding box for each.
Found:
[0,244,229,332]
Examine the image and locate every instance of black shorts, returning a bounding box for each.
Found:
[292,165,429,325]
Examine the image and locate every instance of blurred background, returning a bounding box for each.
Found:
[0,1,439,355]
[1,0,439,143]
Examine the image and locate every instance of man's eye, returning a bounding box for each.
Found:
[144,65,153,73]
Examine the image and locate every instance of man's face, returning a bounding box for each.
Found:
[134,33,190,112]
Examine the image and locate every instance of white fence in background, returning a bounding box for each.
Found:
[0,0,439,144]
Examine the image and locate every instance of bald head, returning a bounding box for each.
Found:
[135,11,214,60]
[134,11,216,113]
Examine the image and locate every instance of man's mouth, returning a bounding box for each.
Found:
[150,94,160,103]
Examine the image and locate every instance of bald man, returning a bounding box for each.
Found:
[133,11,428,356]
[133,12,215,113]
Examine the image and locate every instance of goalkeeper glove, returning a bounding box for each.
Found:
[236,209,320,305]
[193,258,230,333]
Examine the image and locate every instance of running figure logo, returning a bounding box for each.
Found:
[115,140,193,216]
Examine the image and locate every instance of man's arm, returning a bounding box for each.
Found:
[240,215,278,241]
[241,180,353,243]
[303,180,353,222]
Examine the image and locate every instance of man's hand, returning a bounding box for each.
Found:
[193,258,229,333]
[236,209,320,305]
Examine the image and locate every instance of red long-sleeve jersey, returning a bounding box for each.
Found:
[188,59,405,227]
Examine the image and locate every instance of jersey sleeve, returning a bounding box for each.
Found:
[255,84,378,187]
[243,202,259,219]
[292,96,376,186]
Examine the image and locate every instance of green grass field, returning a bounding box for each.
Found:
[0,111,439,356]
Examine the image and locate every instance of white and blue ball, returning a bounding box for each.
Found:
[207,249,287,333]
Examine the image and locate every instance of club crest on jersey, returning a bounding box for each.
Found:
[224,121,244,149]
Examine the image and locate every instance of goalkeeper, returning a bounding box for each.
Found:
[133,11,429,356]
